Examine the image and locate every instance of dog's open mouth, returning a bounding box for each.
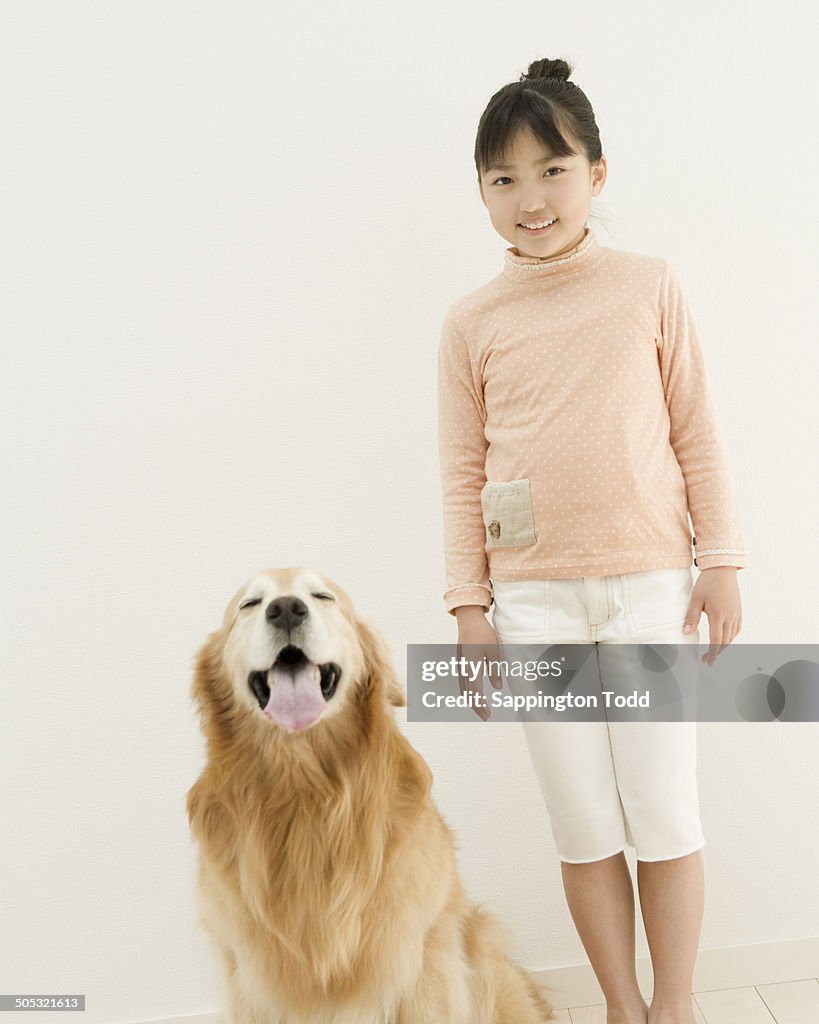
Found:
[248,645,342,732]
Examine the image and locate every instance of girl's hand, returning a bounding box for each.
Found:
[682,566,743,666]
[454,606,503,720]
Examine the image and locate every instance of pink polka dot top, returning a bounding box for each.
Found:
[437,226,746,615]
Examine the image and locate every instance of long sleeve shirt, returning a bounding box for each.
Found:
[437,226,746,616]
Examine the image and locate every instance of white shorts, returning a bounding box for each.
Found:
[491,568,706,864]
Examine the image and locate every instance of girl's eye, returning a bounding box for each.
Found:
[492,168,562,186]
[239,597,262,610]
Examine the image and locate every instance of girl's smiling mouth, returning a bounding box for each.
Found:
[518,218,557,235]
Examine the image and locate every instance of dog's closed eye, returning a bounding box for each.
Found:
[240,593,335,610]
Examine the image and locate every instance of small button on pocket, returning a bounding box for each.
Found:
[481,479,537,549]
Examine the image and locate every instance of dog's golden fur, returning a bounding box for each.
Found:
[187,567,554,1023]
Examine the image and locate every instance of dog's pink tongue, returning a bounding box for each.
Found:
[264,662,326,731]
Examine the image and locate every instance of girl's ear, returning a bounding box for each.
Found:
[355,617,407,707]
[591,153,607,195]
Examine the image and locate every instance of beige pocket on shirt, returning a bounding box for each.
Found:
[480,479,537,548]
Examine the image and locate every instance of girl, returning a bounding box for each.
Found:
[437,58,746,1024]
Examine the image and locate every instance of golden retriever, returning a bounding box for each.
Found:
[186,566,555,1023]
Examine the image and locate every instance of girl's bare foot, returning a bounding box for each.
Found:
[607,997,649,1023]
[647,995,697,1024]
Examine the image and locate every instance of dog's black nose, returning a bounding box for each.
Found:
[266,595,309,631]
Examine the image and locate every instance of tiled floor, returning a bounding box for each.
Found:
[548,976,819,1022]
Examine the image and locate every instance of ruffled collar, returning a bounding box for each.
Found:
[502,225,602,281]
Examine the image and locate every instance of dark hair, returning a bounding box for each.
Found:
[474,57,603,181]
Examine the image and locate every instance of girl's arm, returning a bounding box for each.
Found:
[657,261,747,571]
[437,307,492,616]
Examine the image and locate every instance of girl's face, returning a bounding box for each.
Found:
[478,127,606,258]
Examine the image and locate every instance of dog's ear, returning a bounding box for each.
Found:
[385,675,407,707]
[355,617,407,707]
[190,626,238,739]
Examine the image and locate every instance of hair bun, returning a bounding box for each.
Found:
[521,58,572,83]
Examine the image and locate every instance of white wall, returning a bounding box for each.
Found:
[1,1,817,1021]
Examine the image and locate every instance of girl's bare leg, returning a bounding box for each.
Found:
[637,850,703,1024]
[561,851,649,1024]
